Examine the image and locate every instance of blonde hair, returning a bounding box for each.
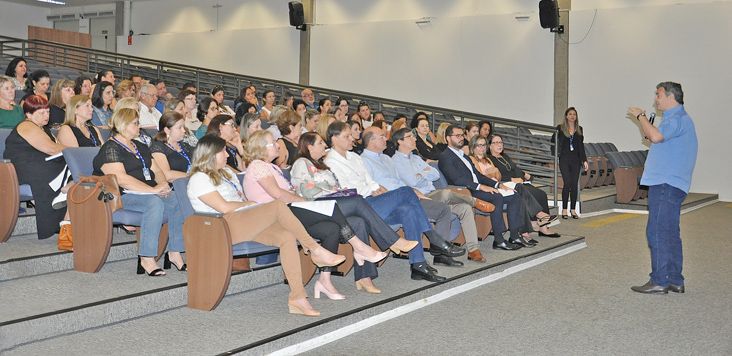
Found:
[116,80,135,99]
[114,97,139,112]
[242,130,273,165]
[49,79,74,108]
[435,122,450,144]
[189,135,232,186]
[110,108,139,137]
[316,114,334,142]
[0,76,16,106]
[560,107,583,137]
[63,95,91,126]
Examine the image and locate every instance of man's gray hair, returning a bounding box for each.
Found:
[139,83,156,95]
[657,81,684,105]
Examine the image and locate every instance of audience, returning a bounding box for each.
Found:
[22,70,50,104]
[115,80,136,101]
[92,107,185,276]
[177,89,199,131]
[360,126,466,267]
[206,114,245,171]
[151,111,193,183]
[56,95,102,147]
[48,79,75,126]
[391,127,490,263]
[438,125,524,251]
[194,97,220,139]
[301,88,317,110]
[413,114,441,161]
[95,70,116,86]
[148,79,168,113]
[303,109,319,134]
[478,120,492,138]
[0,76,24,128]
[324,121,448,282]
[4,57,28,91]
[187,135,345,316]
[274,109,302,168]
[316,113,336,140]
[138,84,162,129]
[3,95,67,239]
[260,90,276,119]
[318,98,331,115]
[74,75,93,96]
[462,122,479,154]
[356,101,372,128]
[211,86,235,116]
[239,112,262,143]
[291,132,411,294]
[347,119,364,154]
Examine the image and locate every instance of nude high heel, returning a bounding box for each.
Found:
[307,246,346,268]
[313,280,346,300]
[355,279,382,294]
[288,298,320,317]
[389,238,419,254]
[353,250,388,266]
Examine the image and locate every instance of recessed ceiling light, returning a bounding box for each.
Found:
[38,0,66,5]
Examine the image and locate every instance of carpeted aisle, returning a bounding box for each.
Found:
[306,202,732,355]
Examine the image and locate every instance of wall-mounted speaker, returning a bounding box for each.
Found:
[539,0,559,29]
[288,1,305,30]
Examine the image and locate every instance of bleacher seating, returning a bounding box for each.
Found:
[0,128,33,243]
[604,150,648,204]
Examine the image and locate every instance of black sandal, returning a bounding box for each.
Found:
[137,256,166,276]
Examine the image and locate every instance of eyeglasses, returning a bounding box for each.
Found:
[223,121,236,127]
[449,133,464,138]
[475,143,487,147]
[491,141,503,145]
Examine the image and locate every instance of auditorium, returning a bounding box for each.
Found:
[0,0,730,354]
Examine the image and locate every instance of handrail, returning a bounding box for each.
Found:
[0,34,559,202]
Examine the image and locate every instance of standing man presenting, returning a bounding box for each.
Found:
[627,82,697,294]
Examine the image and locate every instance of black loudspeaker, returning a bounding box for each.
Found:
[539,0,559,29]
[288,1,305,27]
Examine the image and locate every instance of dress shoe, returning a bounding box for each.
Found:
[571,211,579,219]
[630,280,669,294]
[392,251,410,260]
[355,279,382,294]
[492,241,521,251]
[353,249,389,266]
[538,231,561,238]
[433,254,464,267]
[668,283,685,293]
[538,215,558,227]
[428,240,466,257]
[526,238,539,245]
[288,298,320,317]
[509,237,534,248]
[426,264,438,273]
[308,246,346,268]
[411,263,447,282]
[473,198,495,213]
[467,249,486,263]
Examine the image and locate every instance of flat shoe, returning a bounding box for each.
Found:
[538,231,561,238]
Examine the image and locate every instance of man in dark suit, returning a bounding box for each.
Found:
[438,125,523,250]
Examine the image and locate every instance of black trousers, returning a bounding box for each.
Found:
[559,156,581,210]
[288,204,352,258]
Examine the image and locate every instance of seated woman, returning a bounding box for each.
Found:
[74,76,93,97]
[194,97,220,139]
[315,113,335,141]
[4,57,28,91]
[238,112,261,144]
[90,81,114,127]
[274,109,302,168]
[92,108,186,276]
[205,115,245,172]
[434,122,450,152]
[187,135,345,316]
[20,70,50,106]
[243,130,389,299]
[211,86,235,117]
[164,98,198,147]
[115,80,136,101]
[176,89,199,132]
[486,134,559,238]
[478,120,492,139]
[347,119,364,155]
[48,79,75,126]
[412,114,442,161]
[318,98,332,115]
[0,76,24,128]
[56,95,103,147]
[151,111,194,183]
[291,132,416,294]
[302,109,319,134]
[462,122,479,155]
[3,95,67,239]
[260,90,276,119]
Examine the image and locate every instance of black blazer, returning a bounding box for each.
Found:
[438,147,499,192]
[551,125,587,162]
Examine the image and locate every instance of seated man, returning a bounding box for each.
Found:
[438,125,523,251]
[301,88,318,111]
[360,127,467,267]
[138,83,161,129]
[389,127,490,263]
[325,122,456,282]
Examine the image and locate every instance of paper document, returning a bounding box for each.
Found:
[290,200,336,216]
[498,181,516,197]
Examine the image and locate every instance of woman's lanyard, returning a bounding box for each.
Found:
[112,137,152,181]
[568,133,575,152]
[222,176,246,200]
[88,129,98,147]
[166,142,191,172]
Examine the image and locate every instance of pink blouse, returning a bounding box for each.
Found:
[243,159,292,203]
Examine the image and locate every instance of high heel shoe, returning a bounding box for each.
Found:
[307,246,346,268]
[313,280,346,300]
[163,252,187,271]
[288,299,320,317]
[355,279,382,294]
[137,256,165,276]
[353,249,388,266]
[571,211,580,219]
[389,238,419,254]
[538,215,558,227]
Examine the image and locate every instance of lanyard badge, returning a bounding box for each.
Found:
[112,137,152,181]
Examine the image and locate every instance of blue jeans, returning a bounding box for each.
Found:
[646,184,687,286]
[121,193,185,257]
[366,186,430,264]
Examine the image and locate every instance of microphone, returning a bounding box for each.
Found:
[648,112,656,125]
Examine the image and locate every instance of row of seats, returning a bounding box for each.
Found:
[583,142,619,189]
[605,150,649,203]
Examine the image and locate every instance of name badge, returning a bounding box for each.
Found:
[143,168,152,181]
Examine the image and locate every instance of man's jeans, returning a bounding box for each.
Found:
[646,184,687,286]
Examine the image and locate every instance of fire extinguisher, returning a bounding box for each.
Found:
[128,30,133,45]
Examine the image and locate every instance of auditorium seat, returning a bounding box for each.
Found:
[63,147,169,273]
[0,128,33,242]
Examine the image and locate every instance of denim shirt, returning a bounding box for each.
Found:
[391,150,440,194]
[91,106,112,126]
[360,149,405,191]
[641,104,697,193]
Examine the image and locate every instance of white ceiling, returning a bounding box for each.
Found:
[1,0,155,8]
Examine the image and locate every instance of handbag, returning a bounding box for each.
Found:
[68,175,123,212]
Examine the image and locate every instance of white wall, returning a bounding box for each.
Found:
[0,1,51,39]
[311,0,555,123]
[568,1,732,200]
[116,0,300,82]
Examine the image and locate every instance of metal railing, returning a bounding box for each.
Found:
[0,35,559,202]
